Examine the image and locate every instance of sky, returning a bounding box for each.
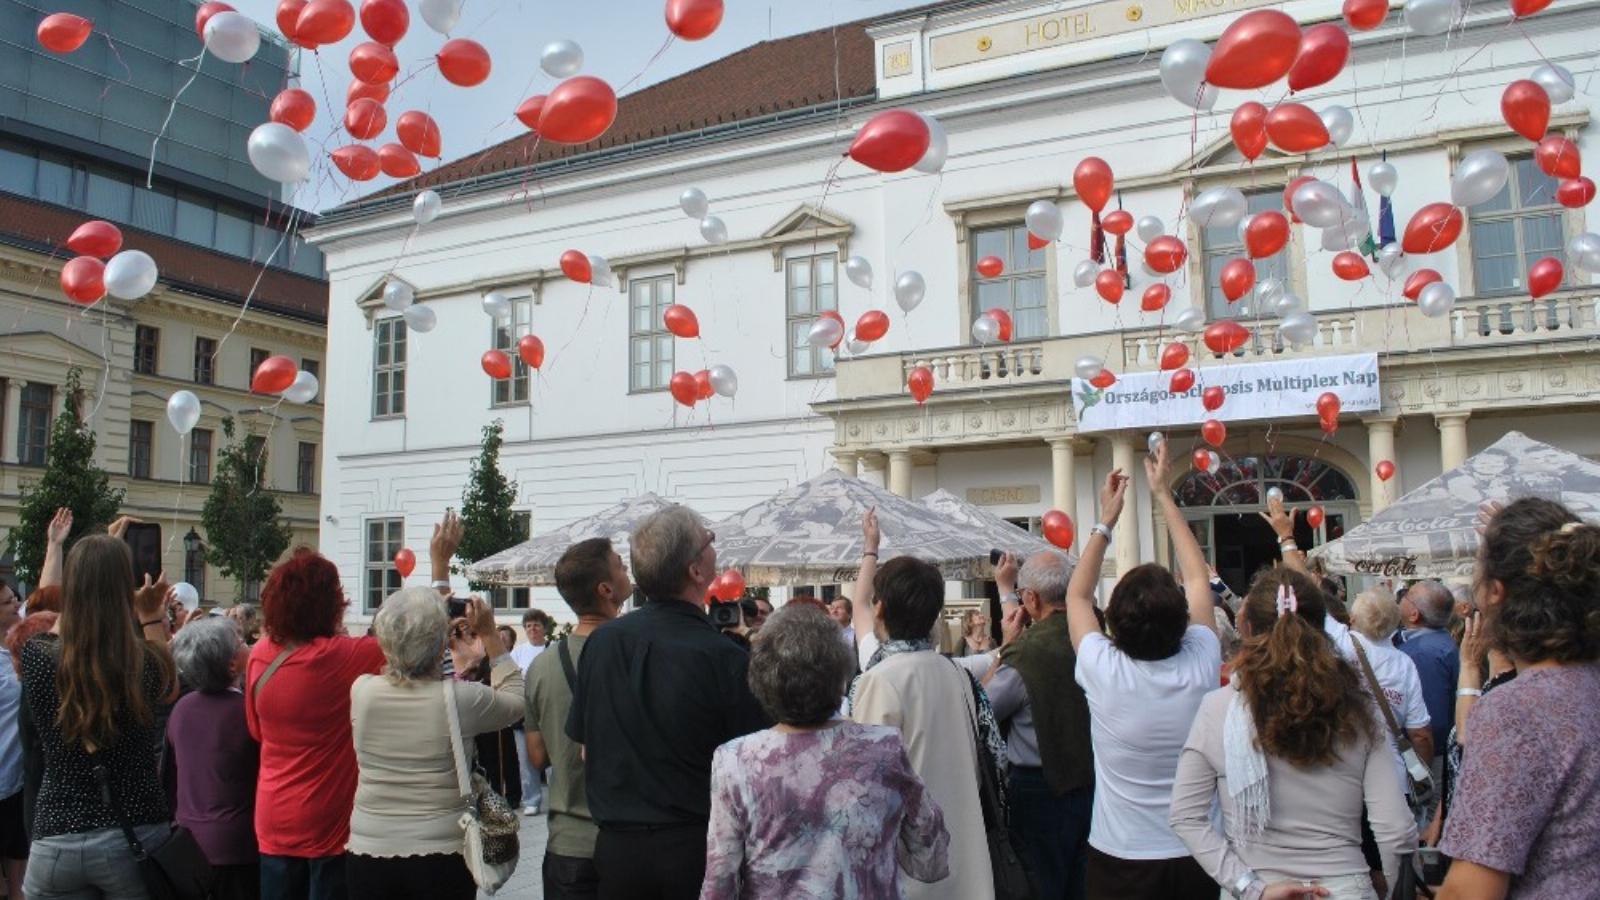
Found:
[225,0,934,210]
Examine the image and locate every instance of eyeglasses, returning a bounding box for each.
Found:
[698,530,716,555]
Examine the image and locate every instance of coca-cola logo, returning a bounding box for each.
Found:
[1353,556,1418,576]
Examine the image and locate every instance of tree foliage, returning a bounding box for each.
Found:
[457,420,521,589]
[201,417,291,600]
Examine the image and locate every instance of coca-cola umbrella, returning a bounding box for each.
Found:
[464,492,678,586]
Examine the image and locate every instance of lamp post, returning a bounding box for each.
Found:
[183,528,202,599]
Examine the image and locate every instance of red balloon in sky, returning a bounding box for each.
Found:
[1220,258,1255,302]
[343,98,386,140]
[1170,369,1195,393]
[1095,269,1124,304]
[856,310,890,342]
[1142,283,1172,312]
[662,304,698,338]
[712,568,745,600]
[295,0,355,45]
[1027,232,1050,250]
[396,111,442,158]
[665,0,724,40]
[1265,102,1330,153]
[37,13,93,53]
[349,41,399,84]
[1201,418,1228,447]
[1159,342,1189,371]
[539,77,619,144]
[1090,369,1117,389]
[437,38,491,87]
[1073,157,1114,213]
[1192,447,1215,472]
[847,110,930,173]
[561,250,594,284]
[976,256,1004,278]
[1316,391,1341,418]
[1246,212,1289,258]
[359,0,408,45]
[1332,251,1370,281]
[332,145,381,181]
[985,308,1014,342]
[276,0,308,43]
[1401,203,1464,254]
[195,3,235,38]
[377,143,420,178]
[1402,269,1442,301]
[1527,257,1563,299]
[1511,0,1553,16]
[481,350,513,380]
[60,256,106,304]
[517,335,545,369]
[1342,0,1388,30]
[1557,177,1597,209]
[1306,506,1326,528]
[270,88,316,132]
[348,78,390,105]
[1230,102,1269,161]
[1501,80,1550,141]
[394,548,416,577]
[1202,386,1226,412]
[1042,510,1075,549]
[1375,460,1396,482]
[515,96,547,131]
[1534,135,1580,179]
[67,220,123,258]
[669,371,698,407]
[908,366,934,404]
[694,370,714,401]
[251,355,298,393]
[1287,24,1350,92]
[1204,320,1251,354]
[1205,10,1301,89]
[1101,210,1133,235]
[1144,236,1188,274]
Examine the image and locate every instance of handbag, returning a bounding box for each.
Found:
[1351,639,1437,813]
[951,661,1036,900]
[90,758,213,900]
[443,678,520,894]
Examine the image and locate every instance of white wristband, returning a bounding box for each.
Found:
[1090,523,1113,543]
[431,580,452,589]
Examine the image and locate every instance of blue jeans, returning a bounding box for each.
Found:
[261,853,347,900]
[1008,766,1092,900]
[25,823,168,900]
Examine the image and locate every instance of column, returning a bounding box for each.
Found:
[859,451,887,489]
[1367,417,1398,512]
[1436,414,1470,471]
[887,450,912,498]
[1048,437,1077,553]
[1,381,20,463]
[832,448,859,478]
[1111,434,1139,577]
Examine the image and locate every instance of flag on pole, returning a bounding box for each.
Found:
[1353,158,1380,260]
[1376,152,1397,253]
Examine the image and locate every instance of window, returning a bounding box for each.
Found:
[488,513,534,609]
[250,348,271,386]
[194,337,216,385]
[37,155,86,208]
[970,226,1047,339]
[129,420,153,479]
[365,519,405,611]
[174,195,216,245]
[300,358,319,381]
[134,325,159,375]
[373,318,407,417]
[296,442,317,493]
[244,435,268,488]
[86,171,133,220]
[629,277,675,392]
[214,210,252,257]
[491,297,532,406]
[0,143,37,194]
[189,429,213,485]
[1470,156,1565,295]
[786,255,839,377]
[132,185,176,233]
[17,384,52,466]
[1203,190,1290,320]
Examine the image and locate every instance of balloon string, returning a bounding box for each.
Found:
[99,33,132,97]
[213,204,304,363]
[147,49,207,189]
[616,34,676,95]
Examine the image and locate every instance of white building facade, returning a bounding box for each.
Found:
[311,0,1598,619]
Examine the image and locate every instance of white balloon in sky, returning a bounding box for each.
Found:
[679,187,708,220]
[699,216,728,245]
[247,123,310,183]
[1368,161,1399,198]
[1136,215,1165,243]
[172,582,200,612]
[166,390,201,435]
[418,0,463,34]
[1025,200,1064,242]
[402,304,437,332]
[202,12,260,64]
[382,281,414,311]
[481,291,511,320]
[282,370,320,404]
[588,255,613,288]
[104,250,158,299]
[1531,63,1576,105]
[413,190,441,224]
[912,114,948,174]
[844,256,873,289]
[541,39,584,78]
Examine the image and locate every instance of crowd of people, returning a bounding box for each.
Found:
[0,435,1593,900]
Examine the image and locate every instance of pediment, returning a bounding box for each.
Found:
[1179,133,1295,173]
[0,330,106,371]
[762,204,854,240]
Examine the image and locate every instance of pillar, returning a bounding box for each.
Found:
[1436,414,1470,471]
[1,381,20,463]
[1367,418,1398,512]
[1110,434,1139,577]
[832,448,859,478]
[1049,437,1077,552]
[887,450,912,498]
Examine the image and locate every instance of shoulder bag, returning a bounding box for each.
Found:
[949,660,1036,900]
[90,756,212,900]
[443,678,521,894]
[1351,639,1436,812]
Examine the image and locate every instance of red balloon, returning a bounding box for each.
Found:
[1202,418,1228,447]
[349,41,398,84]
[1375,460,1396,482]
[1204,320,1251,353]
[437,38,491,87]
[1288,24,1350,92]
[662,304,699,338]
[332,145,381,181]
[712,568,746,601]
[270,88,316,132]
[276,0,308,43]
[1220,258,1255,302]
[38,13,92,53]
[377,143,419,178]
[1026,232,1050,250]
[848,110,930,174]
[1205,10,1301,90]
[396,111,442,158]
[561,250,594,284]
[1306,506,1326,529]
[694,369,714,401]
[1141,283,1172,312]
[1090,369,1117,389]
[1246,212,1290,259]
[908,366,934,404]
[1230,102,1269,161]
[1159,342,1190,371]
[669,371,698,407]
[1283,175,1316,224]
[359,0,408,45]
[1265,102,1329,153]
[1316,391,1342,419]
[976,256,1004,278]
[295,0,355,44]
[539,77,619,144]
[394,548,416,578]
[1192,447,1215,472]
[1332,251,1370,281]
[1101,210,1133,235]
[1511,0,1553,16]
[481,350,513,380]
[1401,203,1464,254]
[1073,157,1114,213]
[343,98,386,139]
[856,310,890,342]
[1402,269,1442,301]
[195,3,235,37]
[1095,269,1125,304]
[67,220,122,258]
[1528,257,1563,299]
[1320,413,1340,435]
[1534,136,1580,179]
[985,308,1014,343]
[1202,386,1226,412]
[1501,80,1550,142]
[1342,0,1388,29]
[1042,510,1075,549]
[1170,369,1195,393]
[1144,236,1188,274]
[1557,177,1597,209]
[60,256,106,304]
[665,0,724,40]
[251,355,298,393]
[515,95,546,131]
[348,78,390,105]
[517,334,545,370]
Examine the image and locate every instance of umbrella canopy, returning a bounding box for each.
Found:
[920,489,1070,564]
[712,470,1011,585]
[464,493,678,586]
[1311,432,1600,578]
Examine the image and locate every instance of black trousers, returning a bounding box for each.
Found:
[594,823,707,900]
[1008,766,1092,900]
[544,850,600,900]
[1085,845,1215,900]
[346,852,476,900]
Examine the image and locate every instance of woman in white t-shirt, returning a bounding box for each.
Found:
[1065,440,1222,900]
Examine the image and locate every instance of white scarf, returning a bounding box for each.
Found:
[1223,687,1271,844]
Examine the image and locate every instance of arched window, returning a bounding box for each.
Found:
[1174,454,1358,508]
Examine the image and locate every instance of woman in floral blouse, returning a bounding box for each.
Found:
[700,603,949,899]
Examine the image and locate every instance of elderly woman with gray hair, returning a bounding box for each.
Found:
[1348,591,1435,807]
[701,603,949,899]
[346,589,524,900]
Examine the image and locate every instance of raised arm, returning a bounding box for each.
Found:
[1067,469,1127,651]
[40,507,72,590]
[1260,494,1308,575]
[431,510,463,595]
[1148,442,1214,635]
[850,508,880,642]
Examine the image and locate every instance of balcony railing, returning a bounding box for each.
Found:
[900,342,1047,391]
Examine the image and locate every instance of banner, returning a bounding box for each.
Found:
[1072,353,1380,433]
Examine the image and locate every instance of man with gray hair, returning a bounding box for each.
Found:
[564,505,767,900]
[1396,580,1461,796]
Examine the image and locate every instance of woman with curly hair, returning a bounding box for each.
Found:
[1437,499,1600,900]
[1170,567,1415,900]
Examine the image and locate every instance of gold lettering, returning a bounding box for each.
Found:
[1041,17,1061,40]
[1024,21,1042,45]
[1173,0,1194,14]
[1072,13,1096,36]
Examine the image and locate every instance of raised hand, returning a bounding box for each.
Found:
[862,507,880,555]
[431,510,463,561]
[107,515,141,541]
[1142,436,1172,488]
[47,508,73,545]
[1258,492,1297,540]
[995,551,1019,595]
[1000,604,1027,647]
[1099,469,1130,528]
[134,573,171,620]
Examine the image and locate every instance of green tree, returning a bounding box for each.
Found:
[201,417,291,601]
[457,420,521,590]
[4,369,124,585]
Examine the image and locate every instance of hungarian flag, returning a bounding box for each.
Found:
[1353,158,1380,260]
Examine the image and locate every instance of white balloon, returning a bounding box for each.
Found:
[1368,162,1399,199]
[894,271,926,313]
[1266,486,1284,503]
[1531,63,1576,105]
[282,370,320,404]
[1074,355,1105,380]
[104,250,158,300]
[1273,292,1305,316]
[1192,186,1249,230]
[1159,39,1220,111]
[172,582,200,612]
[1206,451,1222,472]
[699,216,728,245]
[679,187,708,220]
[1136,215,1165,243]
[203,12,260,64]
[913,114,948,174]
[1257,278,1285,307]
[1025,201,1064,242]
[588,255,613,288]
[844,256,873,289]
[166,390,201,435]
[382,281,414,311]
[541,39,584,78]
[807,317,844,348]
[971,315,1000,345]
[1073,260,1098,289]
[1567,232,1600,273]
[1279,310,1318,346]
[402,304,437,332]
[413,190,442,225]
[708,364,739,397]
[1147,432,1166,454]
[1291,181,1350,229]
[482,291,511,320]
[1377,243,1406,279]
[418,0,463,33]
[1451,150,1511,208]
[845,335,870,355]
[1175,307,1207,333]
[1404,0,1458,35]
[1321,210,1370,251]
[246,122,310,184]
[1320,105,1355,147]
[1418,282,1457,317]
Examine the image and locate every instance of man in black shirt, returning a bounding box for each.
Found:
[565,504,768,900]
